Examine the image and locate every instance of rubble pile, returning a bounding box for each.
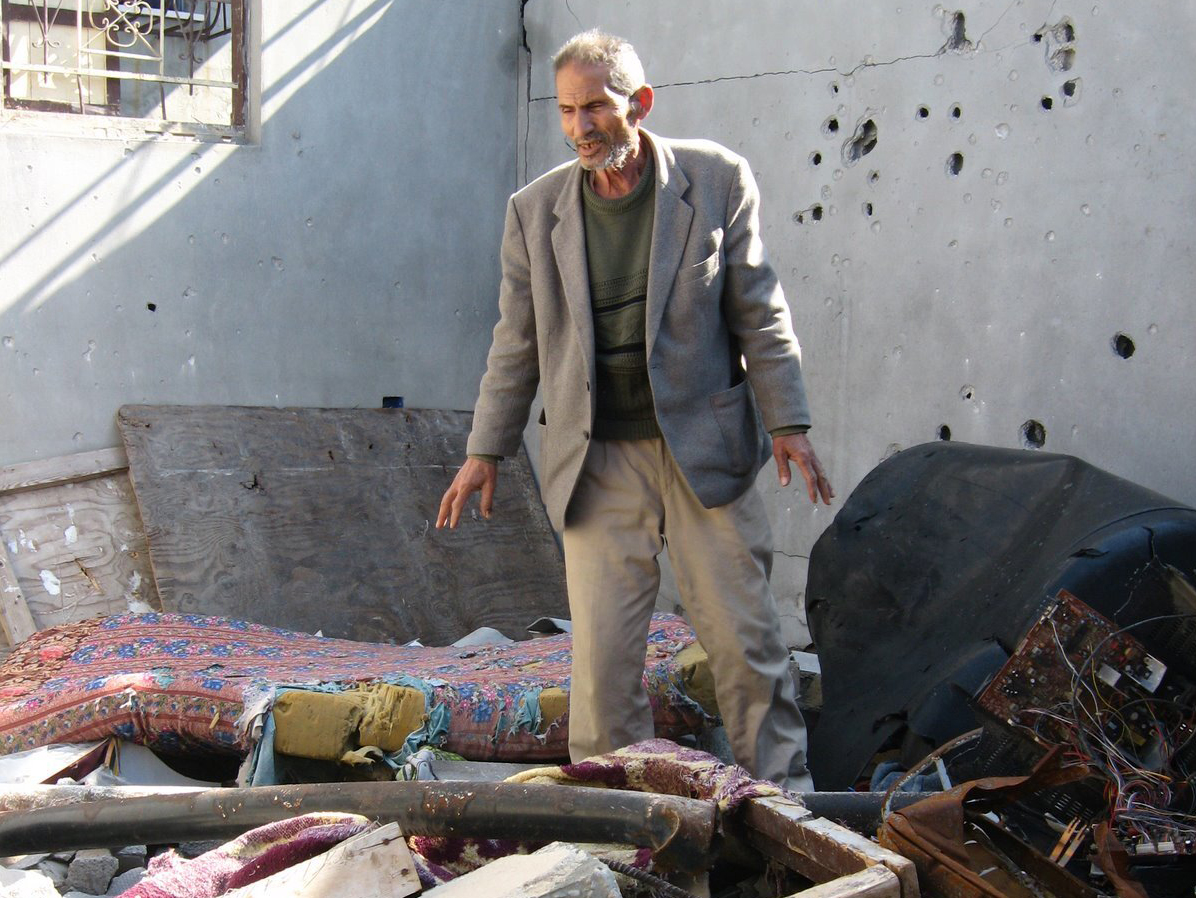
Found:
[3,845,161,898]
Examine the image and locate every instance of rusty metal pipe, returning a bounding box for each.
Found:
[0,781,718,872]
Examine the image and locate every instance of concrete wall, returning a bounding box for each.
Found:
[522,0,1196,644]
[4,1,1193,649]
[1,1,519,463]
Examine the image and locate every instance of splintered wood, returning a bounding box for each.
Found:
[740,796,918,898]
[118,406,568,646]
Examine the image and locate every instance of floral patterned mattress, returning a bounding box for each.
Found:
[0,612,709,761]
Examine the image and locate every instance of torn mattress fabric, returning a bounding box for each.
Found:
[0,612,710,762]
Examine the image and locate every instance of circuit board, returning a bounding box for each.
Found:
[974,590,1196,858]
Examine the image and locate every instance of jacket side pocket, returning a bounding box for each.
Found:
[709,380,757,477]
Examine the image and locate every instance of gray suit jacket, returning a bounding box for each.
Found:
[466,130,812,531]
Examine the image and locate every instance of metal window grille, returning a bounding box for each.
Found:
[1,0,246,132]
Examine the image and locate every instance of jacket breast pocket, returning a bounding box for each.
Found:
[676,228,724,287]
[678,250,720,287]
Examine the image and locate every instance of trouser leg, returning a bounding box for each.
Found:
[561,440,665,762]
[658,443,813,791]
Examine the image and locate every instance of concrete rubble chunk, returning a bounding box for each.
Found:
[0,866,62,898]
[1,853,48,870]
[113,845,147,873]
[176,840,223,859]
[105,867,147,896]
[34,858,68,888]
[65,848,118,895]
[422,842,622,898]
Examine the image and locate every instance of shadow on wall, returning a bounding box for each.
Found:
[0,0,516,460]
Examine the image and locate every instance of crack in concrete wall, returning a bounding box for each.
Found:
[526,2,1082,107]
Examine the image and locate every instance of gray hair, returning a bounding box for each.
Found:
[552,29,646,98]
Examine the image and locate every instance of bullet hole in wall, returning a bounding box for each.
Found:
[863,202,874,217]
[938,425,952,441]
[843,119,878,165]
[950,104,962,120]
[960,385,975,401]
[1040,18,1077,72]
[1063,83,1083,109]
[810,151,823,166]
[1052,48,1076,72]
[916,105,930,120]
[1041,96,1054,111]
[942,11,970,53]
[946,152,964,176]
[1112,332,1136,359]
[950,11,966,40]
[823,117,840,136]
[793,204,824,225]
[1021,419,1047,449]
[147,303,157,312]
[868,170,880,186]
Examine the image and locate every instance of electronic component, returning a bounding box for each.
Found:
[974,590,1196,861]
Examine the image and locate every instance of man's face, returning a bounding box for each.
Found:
[555,61,638,172]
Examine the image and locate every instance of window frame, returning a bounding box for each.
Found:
[0,0,250,141]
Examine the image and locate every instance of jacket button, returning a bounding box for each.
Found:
[582,430,590,440]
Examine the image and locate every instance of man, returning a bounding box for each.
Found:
[437,30,832,790]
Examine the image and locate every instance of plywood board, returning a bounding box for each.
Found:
[0,450,160,656]
[118,406,569,646]
[0,449,127,494]
[0,540,36,647]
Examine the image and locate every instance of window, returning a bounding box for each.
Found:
[1,1,248,138]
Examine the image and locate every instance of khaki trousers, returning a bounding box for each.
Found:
[561,438,812,791]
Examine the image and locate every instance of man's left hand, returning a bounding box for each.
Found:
[773,433,834,505]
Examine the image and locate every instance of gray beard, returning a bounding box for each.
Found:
[580,135,635,172]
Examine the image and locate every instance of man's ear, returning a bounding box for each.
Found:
[629,85,654,122]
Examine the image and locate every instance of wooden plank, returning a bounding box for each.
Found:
[221,822,420,898]
[117,406,569,646]
[0,470,160,642]
[741,797,919,898]
[0,540,37,647]
[788,816,917,897]
[747,828,847,886]
[0,448,128,496]
[785,865,901,898]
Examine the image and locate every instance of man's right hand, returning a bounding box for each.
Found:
[436,457,498,529]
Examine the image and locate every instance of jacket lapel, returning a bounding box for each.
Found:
[550,164,596,386]
[644,132,693,356]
